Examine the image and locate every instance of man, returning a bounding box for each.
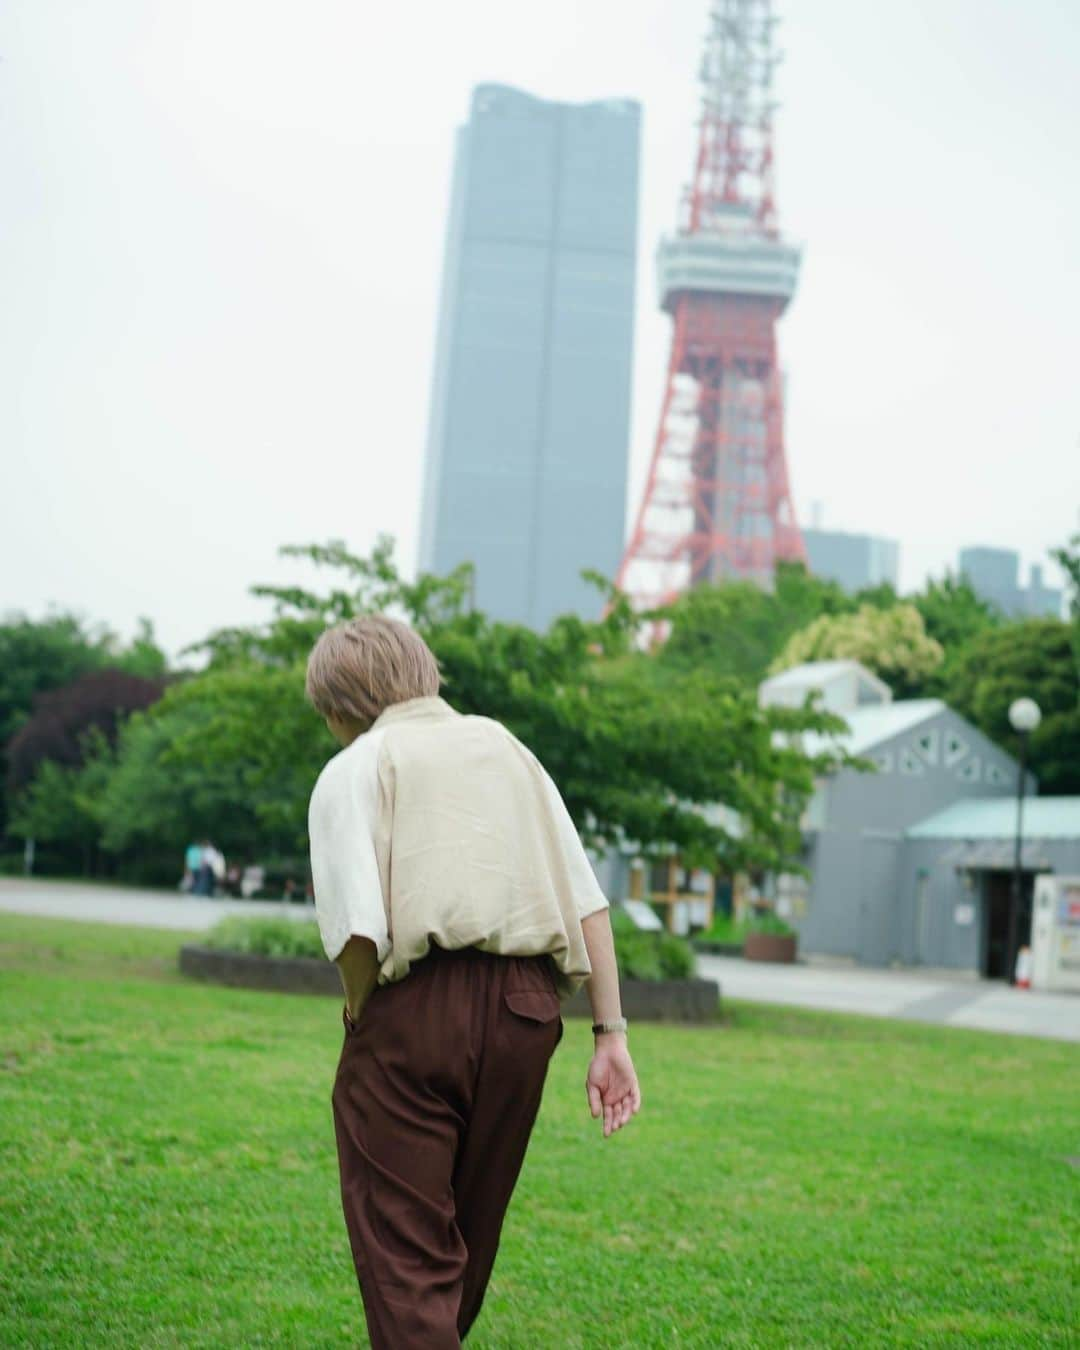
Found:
[182,840,202,892]
[306,615,641,1348]
[194,839,215,897]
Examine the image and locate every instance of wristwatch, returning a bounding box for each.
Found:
[592,1017,628,1036]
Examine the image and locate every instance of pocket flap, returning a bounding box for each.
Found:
[504,989,560,1024]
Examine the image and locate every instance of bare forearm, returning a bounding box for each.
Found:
[581,907,623,1024]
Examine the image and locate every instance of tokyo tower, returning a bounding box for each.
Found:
[616,0,806,612]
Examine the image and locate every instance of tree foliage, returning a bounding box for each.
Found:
[147,538,856,876]
[7,669,165,794]
[0,613,167,836]
[945,618,1080,794]
[8,731,113,850]
[771,603,945,697]
[658,561,856,683]
[907,571,1004,696]
[1050,532,1080,685]
[19,531,1075,887]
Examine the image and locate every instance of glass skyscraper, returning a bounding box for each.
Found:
[419,84,641,628]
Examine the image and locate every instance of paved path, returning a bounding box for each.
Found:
[695,952,1080,1043]
[3,880,1077,1043]
[0,878,316,932]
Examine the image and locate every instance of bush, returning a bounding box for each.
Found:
[608,905,642,939]
[696,910,797,944]
[203,916,324,960]
[614,929,695,981]
[203,912,698,982]
[746,911,796,938]
[697,913,749,944]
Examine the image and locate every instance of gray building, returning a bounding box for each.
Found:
[420,84,641,628]
[903,798,1080,977]
[958,546,1063,619]
[802,527,899,594]
[764,661,1080,976]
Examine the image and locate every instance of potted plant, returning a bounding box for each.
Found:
[690,913,748,956]
[742,910,798,963]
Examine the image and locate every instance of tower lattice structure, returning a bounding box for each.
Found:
[617,0,806,613]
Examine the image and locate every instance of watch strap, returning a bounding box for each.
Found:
[592,1017,628,1035]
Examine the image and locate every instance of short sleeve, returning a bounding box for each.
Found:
[307,740,391,963]
[531,755,611,921]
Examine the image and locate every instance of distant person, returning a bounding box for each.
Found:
[305,615,641,1347]
[203,841,225,897]
[182,840,202,892]
[193,839,221,898]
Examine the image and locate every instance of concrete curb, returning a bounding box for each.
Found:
[179,945,722,1023]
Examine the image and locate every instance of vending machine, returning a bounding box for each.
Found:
[1030,875,1080,993]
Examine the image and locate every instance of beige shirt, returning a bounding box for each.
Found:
[307,696,609,1000]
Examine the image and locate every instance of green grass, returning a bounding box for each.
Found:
[1,914,1077,1348]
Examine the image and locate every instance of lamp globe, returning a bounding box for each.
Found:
[1008,697,1042,735]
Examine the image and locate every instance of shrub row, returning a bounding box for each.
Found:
[203,909,697,983]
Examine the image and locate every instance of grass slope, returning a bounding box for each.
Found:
[0,914,1077,1348]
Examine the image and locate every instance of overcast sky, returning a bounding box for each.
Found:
[3,0,1078,660]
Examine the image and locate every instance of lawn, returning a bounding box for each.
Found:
[0,913,1077,1348]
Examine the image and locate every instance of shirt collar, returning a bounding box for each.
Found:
[372,695,460,730]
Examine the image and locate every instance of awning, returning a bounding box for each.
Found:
[939,839,1053,871]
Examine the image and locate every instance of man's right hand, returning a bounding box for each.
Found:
[586,1036,641,1138]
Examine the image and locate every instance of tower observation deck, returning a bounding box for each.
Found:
[616,0,806,612]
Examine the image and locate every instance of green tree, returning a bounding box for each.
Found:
[96,674,311,872]
[28,542,858,882]
[9,730,115,875]
[0,613,168,837]
[946,618,1080,794]
[164,539,859,875]
[852,580,900,611]
[1050,532,1080,684]
[7,669,164,796]
[906,571,1003,696]
[771,603,945,698]
[659,561,856,684]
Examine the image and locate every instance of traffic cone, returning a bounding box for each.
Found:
[1014,945,1033,990]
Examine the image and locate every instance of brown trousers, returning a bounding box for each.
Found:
[331,943,564,1347]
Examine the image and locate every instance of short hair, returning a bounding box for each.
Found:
[305,615,441,725]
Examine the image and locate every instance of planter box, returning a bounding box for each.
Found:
[562,978,719,1023]
[691,939,744,957]
[179,945,721,1023]
[180,945,341,996]
[743,932,797,963]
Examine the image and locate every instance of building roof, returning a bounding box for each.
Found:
[907,797,1080,841]
[763,659,882,689]
[799,699,946,757]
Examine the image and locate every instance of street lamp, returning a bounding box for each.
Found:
[1005,697,1041,985]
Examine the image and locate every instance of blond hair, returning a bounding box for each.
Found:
[305,615,441,725]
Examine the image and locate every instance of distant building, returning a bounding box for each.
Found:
[420,84,641,629]
[596,658,1080,972]
[1024,563,1064,619]
[762,660,1080,977]
[759,659,891,717]
[958,546,1063,619]
[802,527,899,594]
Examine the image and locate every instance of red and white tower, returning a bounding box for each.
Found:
[617,0,805,612]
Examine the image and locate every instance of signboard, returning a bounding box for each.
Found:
[619,900,664,932]
[1058,885,1080,926]
[1059,932,1080,972]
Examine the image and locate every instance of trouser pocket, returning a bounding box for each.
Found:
[503,988,560,1024]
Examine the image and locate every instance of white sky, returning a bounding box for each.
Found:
[3,0,1078,659]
